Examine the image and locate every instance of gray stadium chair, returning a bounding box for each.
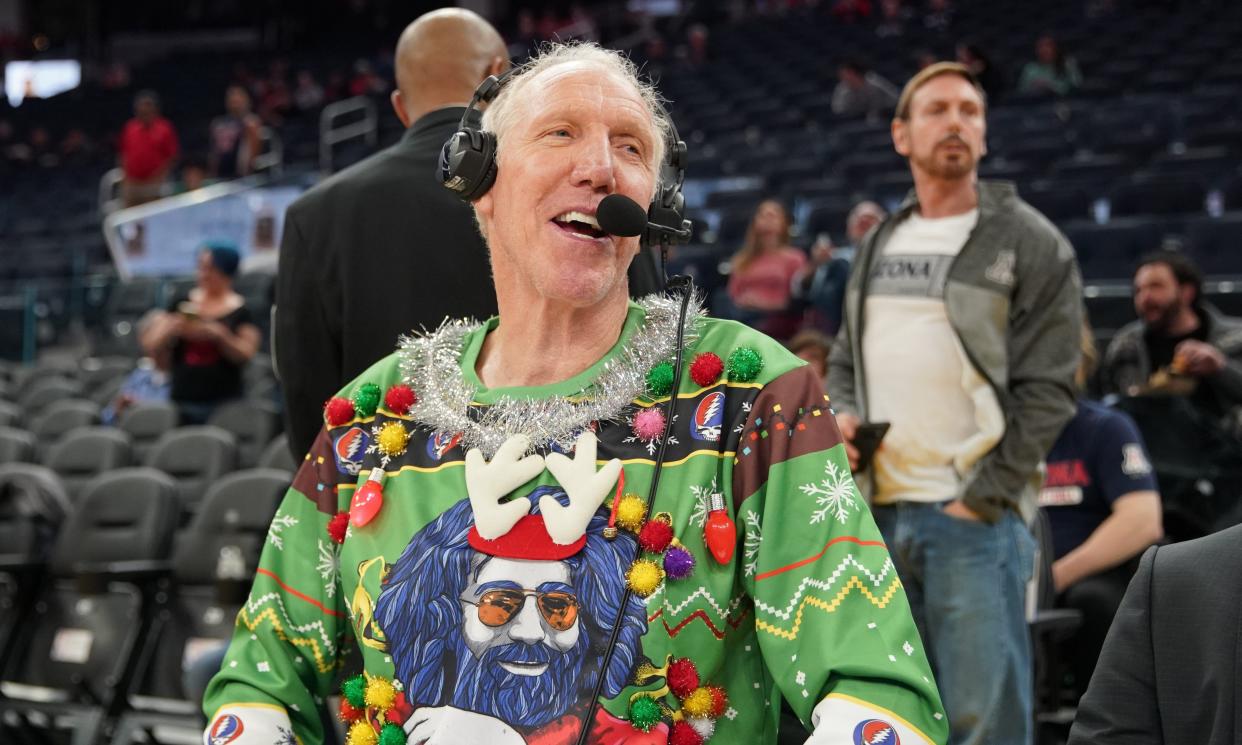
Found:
[258,433,298,474]
[18,377,84,416]
[144,426,238,515]
[207,400,281,469]
[117,401,180,464]
[42,427,133,503]
[0,427,36,464]
[32,399,102,453]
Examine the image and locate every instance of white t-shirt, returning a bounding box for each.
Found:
[862,209,1005,504]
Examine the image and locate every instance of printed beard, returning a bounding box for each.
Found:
[449,631,593,729]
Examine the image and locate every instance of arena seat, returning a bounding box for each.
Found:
[144,426,238,515]
[32,399,102,452]
[258,433,299,474]
[1108,175,1209,218]
[0,427,36,465]
[18,377,85,416]
[207,400,281,469]
[117,401,180,464]
[43,427,133,503]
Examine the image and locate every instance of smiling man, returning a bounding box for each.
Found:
[828,63,1083,745]
[203,44,946,745]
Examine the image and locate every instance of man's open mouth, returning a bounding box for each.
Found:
[552,210,606,240]
[499,660,549,676]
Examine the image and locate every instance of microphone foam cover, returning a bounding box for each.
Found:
[596,194,649,238]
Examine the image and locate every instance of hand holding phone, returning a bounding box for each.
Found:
[851,421,890,471]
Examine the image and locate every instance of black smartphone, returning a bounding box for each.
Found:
[852,421,890,469]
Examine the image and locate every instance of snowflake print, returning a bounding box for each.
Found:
[623,413,679,456]
[687,477,720,528]
[732,401,753,435]
[317,540,340,598]
[267,511,299,551]
[743,510,762,577]
[275,727,297,745]
[799,458,858,525]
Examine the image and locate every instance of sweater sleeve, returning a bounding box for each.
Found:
[735,365,947,744]
[202,428,349,744]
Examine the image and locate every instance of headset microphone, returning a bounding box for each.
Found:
[596,193,693,244]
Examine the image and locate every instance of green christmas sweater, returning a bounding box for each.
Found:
[203,297,947,745]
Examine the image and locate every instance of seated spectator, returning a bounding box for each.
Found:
[831,60,899,119]
[875,0,912,37]
[788,329,833,383]
[177,154,213,193]
[726,200,807,340]
[956,43,1004,102]
[102,347,171,426]
[119,90,179,206]
[792,201,884,336]
[1101,251,1242,435]
[1018,34,1082,96]
[1042,322,1162,693]
[292,70,324,112]
[208,85,262,179]
[141,243,261,424]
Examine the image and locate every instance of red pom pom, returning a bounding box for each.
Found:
[667,657,700,699]
[706,685,729,718]
[327,512,350,544]
[338,698,363,723]
[324,397,356,426]
[689,352,724,388]
[384,384,417,415]
[638,519,674,553]
[670,721,704,745]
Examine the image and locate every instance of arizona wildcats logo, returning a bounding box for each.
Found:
[691,391,725,442]
[853,719,900,745]
[207,714,244,745]
[426,431,463,460]
[334,427,369,476]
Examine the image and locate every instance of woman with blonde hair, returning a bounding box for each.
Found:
[725,199,807,339]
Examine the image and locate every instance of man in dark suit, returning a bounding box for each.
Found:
[1068,522,1242,744]
[275,9,509,457]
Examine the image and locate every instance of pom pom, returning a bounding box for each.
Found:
[638,519,674,553]
[365,677,397,711]
[727,347,764,382]
[324,397,355,426]
[646,361,675,397]
[377,723,405,745]
[629,695,663,732]
[384,384,417,414]
[375,421,410,458]
[667,657,700,699]
[670,720,705,745]
[338,698,364,723]
[626,558,665,597]
[682,687,714,718]
[327,511,350,544]
[664,546,696,579]
[632,407,666,441]
[352,383,382,418]
[690,352,724,387]
[616,494,648,533]
[706,685,729,718]
[689,717,716,740]
[341,674,367,709]
[347,720,377,745]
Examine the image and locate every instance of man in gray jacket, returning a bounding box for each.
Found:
[827,62,1082,745]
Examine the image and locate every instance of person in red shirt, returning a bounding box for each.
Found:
[118,90,179,207]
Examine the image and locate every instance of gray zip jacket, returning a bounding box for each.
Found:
[827,180,1082,522]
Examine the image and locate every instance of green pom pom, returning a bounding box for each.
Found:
[341,674,367,709]
[727,347,764,382]
[352,383,382,417]
[378,723,405,745]
[646,361,675,397]
[629,695,663,732]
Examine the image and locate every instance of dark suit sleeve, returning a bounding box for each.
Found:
[275,201,342,459]
[1067,545,1162,745]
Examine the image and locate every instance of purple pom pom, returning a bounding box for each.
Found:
[664,546,696,579]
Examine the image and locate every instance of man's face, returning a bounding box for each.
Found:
[893,74,987,182]
[226,87,249,115]
[475,64,660,309]
[847,208,883,243]
[1134,263,1191,332]
[460,557,580,665]
[136,98,156,121]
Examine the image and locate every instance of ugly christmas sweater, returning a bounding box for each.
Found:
[203,296,947,745]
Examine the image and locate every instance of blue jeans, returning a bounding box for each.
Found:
[872,502,1037,745]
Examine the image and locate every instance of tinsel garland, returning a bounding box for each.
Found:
[396,293,704,457]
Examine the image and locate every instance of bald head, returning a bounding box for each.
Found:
[391,8,508,127]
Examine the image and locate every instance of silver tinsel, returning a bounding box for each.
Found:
[396,293,704,458]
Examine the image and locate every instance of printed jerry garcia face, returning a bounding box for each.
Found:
[460,557,582,667]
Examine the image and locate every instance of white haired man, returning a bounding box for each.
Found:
[204,44,947,745]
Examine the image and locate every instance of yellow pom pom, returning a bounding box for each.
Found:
[347,721,378,745]
[626,558,665,597]
[376,422,410,458]
[681,686,714,718]
[365,676,397,712]
[616,494,648,533]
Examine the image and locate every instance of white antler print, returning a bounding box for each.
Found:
[542,431,622,545]
[465,434,546,540]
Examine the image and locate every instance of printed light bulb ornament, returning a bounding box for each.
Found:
[703,490,737,564]
[350,468,386,527]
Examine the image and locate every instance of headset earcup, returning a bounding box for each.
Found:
[439,129,499,202]
[466,131,499,201]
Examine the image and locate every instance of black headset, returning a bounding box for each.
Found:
[438,69,690,249]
